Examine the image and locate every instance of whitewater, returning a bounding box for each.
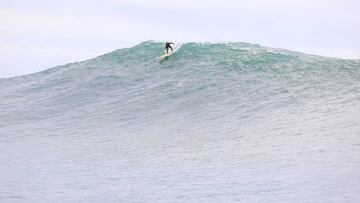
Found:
[1,41,360,202]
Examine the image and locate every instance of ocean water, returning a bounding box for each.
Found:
[0,41,360,202]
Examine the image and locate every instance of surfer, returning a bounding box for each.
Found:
[165,42,175,54]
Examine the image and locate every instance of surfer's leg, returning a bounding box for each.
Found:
[166,47,169,54]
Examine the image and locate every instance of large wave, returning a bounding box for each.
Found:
[1,41,359,202]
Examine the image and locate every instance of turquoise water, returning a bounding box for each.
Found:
[1,41,360,202]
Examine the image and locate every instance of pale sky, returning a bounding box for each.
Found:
[1,0,359,78]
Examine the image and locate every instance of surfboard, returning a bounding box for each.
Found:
[159,43,181,62]
[159,52,172,61]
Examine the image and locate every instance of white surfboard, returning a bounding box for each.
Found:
[159,43,182,62]
[159,52,172,60]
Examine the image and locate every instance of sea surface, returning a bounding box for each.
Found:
[1,41,360,202]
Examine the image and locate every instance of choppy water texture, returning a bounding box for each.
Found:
[1,41,360,202]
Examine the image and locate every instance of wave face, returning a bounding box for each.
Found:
[1,41,360,202]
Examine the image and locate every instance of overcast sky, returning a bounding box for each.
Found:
[1,0,359,77]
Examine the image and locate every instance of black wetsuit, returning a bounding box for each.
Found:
[165,42,175,54]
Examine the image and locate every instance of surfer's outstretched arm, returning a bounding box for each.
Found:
[169,42,175,52]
